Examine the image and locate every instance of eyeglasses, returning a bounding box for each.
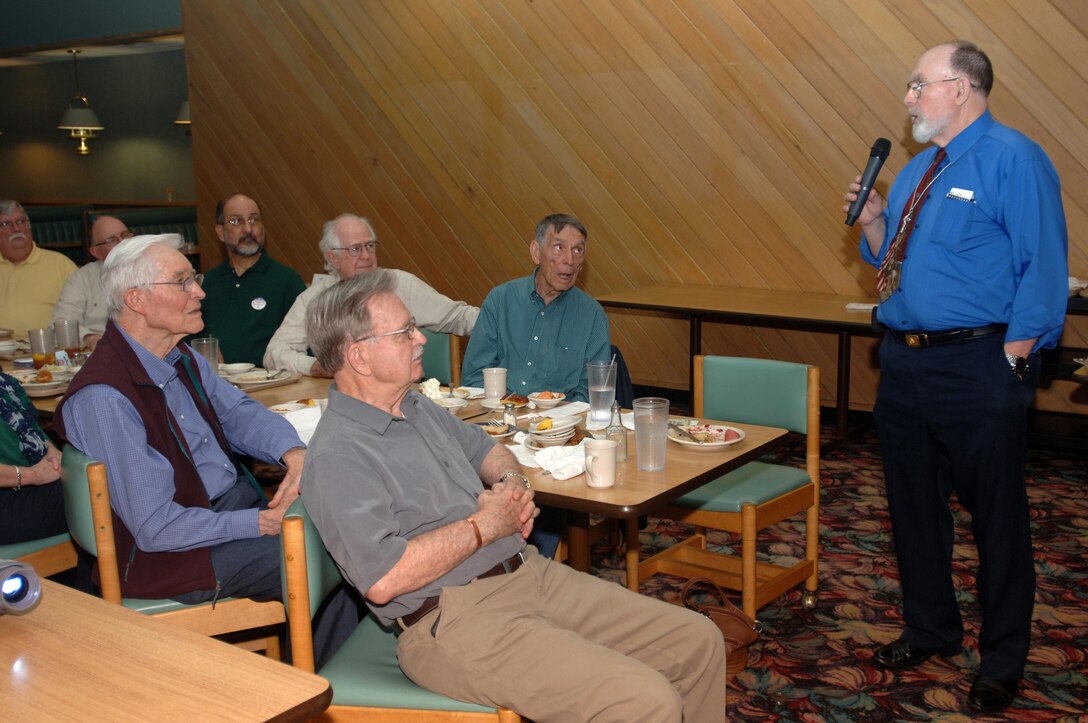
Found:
[906,76,967,98]
[91,231,134,248]
[223,215,262,227]
[0,216,29,232]
[329,241,380,257]
[145,273,204,294]
[354,317,417,344]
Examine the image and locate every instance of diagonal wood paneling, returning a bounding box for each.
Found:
[181,0,1088,414]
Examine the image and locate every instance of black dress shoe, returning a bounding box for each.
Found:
[873,638,959,670]
[967,675,1018,713]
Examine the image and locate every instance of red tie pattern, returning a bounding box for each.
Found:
[876,147,948,302]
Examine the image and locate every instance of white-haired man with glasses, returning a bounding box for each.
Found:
[52,215,133,350]
[0,199,77,336]
[842,41,1067,713]
[301,270,724,722]
[198,194,306,367]
[265,213,478,377]
[56,234,310,607]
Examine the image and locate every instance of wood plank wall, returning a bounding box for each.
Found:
[181,0,1088,414]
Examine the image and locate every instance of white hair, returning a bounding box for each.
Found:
[318,214,376,272]
[102,234,183,317]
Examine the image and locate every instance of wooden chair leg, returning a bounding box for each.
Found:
[741,503,757,619]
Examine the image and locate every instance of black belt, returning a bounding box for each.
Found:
[884,323,1007,348]
[396,552,525,631]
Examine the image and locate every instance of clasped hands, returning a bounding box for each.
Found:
[475,478,540,543]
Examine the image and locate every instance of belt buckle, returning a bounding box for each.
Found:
[904,333,925,348]
[504,550,526,573]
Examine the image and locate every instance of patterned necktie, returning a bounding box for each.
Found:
[876,147,948,302]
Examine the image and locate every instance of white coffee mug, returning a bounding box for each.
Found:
[584,438,618,488]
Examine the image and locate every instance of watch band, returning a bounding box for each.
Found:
[498,471,531,489]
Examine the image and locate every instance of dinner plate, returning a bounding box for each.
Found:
[524,433,576,451]
[433,397,467,411]
[475,422,516,439]
[0,328,13,339]
[21,380,69,396]
[667,424,746,449]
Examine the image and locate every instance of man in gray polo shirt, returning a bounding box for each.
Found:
[301,270,725,723]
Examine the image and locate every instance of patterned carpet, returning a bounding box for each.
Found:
[588,424,1088,721]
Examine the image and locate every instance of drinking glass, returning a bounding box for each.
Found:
[190,337,219,366]
[633,397,669,471]
[54,319,81,357]
[28,328,57,370]
[586,361,617,424]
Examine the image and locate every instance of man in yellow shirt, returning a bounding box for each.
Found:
[0,200,76,336]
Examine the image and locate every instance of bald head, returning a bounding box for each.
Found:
[89,216,131,262]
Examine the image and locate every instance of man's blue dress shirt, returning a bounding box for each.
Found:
[862,111,1068,350]
[62,325,303,552]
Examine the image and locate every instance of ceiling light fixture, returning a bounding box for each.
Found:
[57,49,104,155]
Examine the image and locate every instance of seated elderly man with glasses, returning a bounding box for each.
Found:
[52,215,133,351]
[301,270,725,723]
[265,213,478,377]
[0,199,77,337]
[56,234,315,608]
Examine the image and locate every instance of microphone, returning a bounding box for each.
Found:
[845,137,892,226]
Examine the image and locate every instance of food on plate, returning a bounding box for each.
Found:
[536,418,553,431]
[482,423,509,436]
[682,424,742,443]
[535,391,558,399]
[500,392,529,406]
[419,377,443,400]
[296,398,318,407]
[34,369,53,383]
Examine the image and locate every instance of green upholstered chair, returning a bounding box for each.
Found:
[0,533,77,577]
[420,329,461,388]
[640,355,820,618]
[281,498,521,721]
[60,446,285,656]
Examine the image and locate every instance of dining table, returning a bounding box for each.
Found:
[479,404,789,591]
[0,579,331,721]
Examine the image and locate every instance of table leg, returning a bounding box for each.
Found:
[566,511,590,573]
[625,517,640,592]
[836,331,852,439]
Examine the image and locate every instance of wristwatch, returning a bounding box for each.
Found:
[498,471,531,490]
[1005,351,1029,381]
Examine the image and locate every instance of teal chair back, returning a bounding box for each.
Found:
[60,446,100,557]
[699,356,812,435]
[421,329,455,385]
[281,498,347,626]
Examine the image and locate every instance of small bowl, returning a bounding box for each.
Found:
[220,362,256,375]
[528,391,565,409]
[269,402,307,414]
[434,397,467,413]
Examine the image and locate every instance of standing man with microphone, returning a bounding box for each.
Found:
[842,41,1067,714]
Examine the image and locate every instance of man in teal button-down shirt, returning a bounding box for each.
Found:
[461,213,610,402]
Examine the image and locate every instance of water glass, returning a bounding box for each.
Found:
[191,337,219,366]
[586,361,617,424]
[633,397,669,471]
[54,319,81,357]
[482,367,507,401]
[28,327,57,370]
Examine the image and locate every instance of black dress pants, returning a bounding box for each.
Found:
[874,332,1037,681]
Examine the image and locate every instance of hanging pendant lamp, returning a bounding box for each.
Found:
[57,49,104,155]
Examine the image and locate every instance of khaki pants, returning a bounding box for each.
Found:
[397,550,725,722]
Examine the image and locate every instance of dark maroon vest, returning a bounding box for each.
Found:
[55,320,231,599]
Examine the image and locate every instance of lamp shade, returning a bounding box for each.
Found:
[58,96,104,131]
[175,100,191,125]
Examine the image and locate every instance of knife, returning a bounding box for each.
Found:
[668,422,703,443]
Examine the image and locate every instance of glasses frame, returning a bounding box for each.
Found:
[145,273,205,294]
[353,316,417,344]
[906,76,967,98]
[223,216,262,228]
[91,231,134,249]
[329,241,380,257]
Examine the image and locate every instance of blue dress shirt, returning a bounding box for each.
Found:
[461,270,611,401]
[61,325,303,552]
[862,111,1068,350]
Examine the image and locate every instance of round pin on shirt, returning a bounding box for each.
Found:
[251,297,267,311]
